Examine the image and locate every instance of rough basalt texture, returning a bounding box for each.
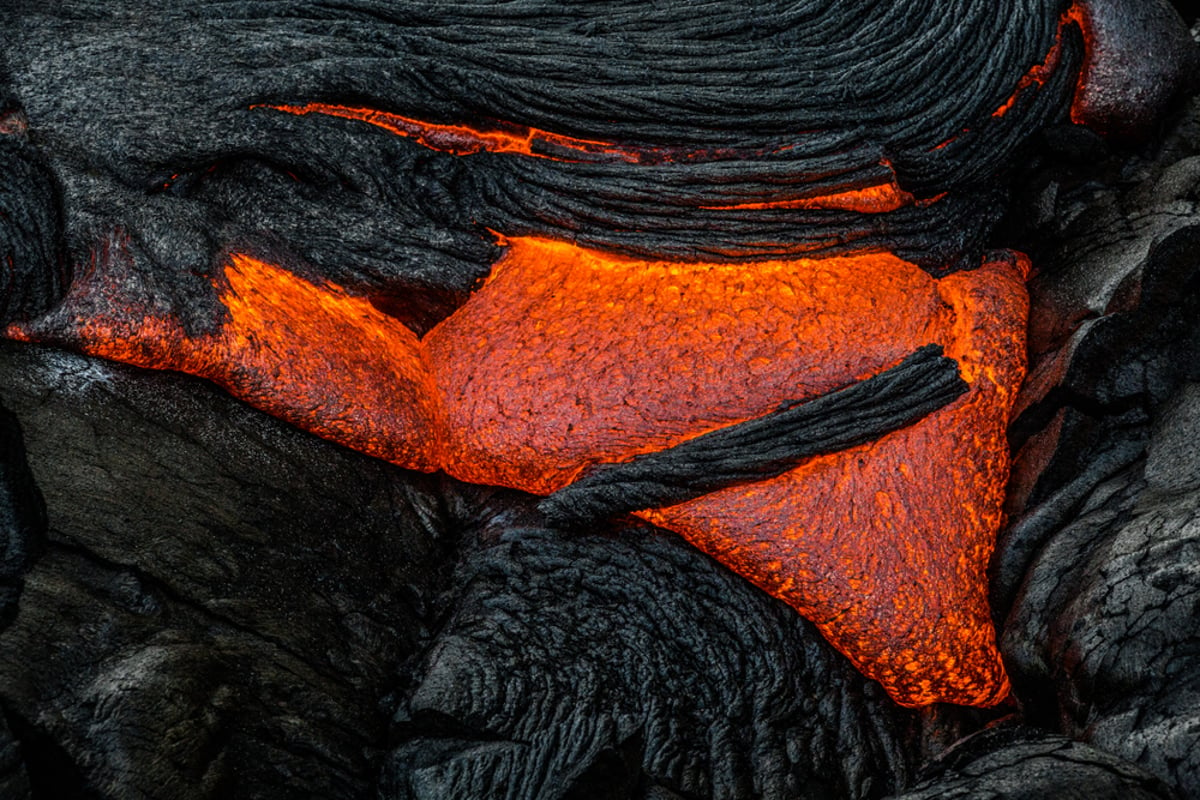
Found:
[0,405,44,630]
[384,520,924,800]
[0,1,1198,798]
[885,726,1176,800]
[0,109,66,325]
[996,88,1200,798]
[0,0,1081,322]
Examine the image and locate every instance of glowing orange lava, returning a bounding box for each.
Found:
[264,102,671,164]
[991,4,1085,118]
[7,235,1026,707]
[7,244,444,471]
[426,240,957,495]
[1064,2,1098,126]
[262,104,943,213]
[702,180,916,214]
[640,257,1027,707]
[433,239,1024,707]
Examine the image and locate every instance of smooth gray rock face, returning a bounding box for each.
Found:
[0,342,458,798]
[1072,0,1198,140]
[0,2,1199,799]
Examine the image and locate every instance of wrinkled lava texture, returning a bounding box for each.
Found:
[1,1,1199,797]
[0,0,1095,709]
[14,232,1026,706]
[435,241,1027,707]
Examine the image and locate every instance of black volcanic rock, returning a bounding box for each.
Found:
[885,726,1176,800]
[0,1,1198,798]
[0,342,456,797]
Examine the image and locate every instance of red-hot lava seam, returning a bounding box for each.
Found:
[924,2,1090,151]
[1063,2,1096,125]
[994,1,1091,119]
[258,103,934,214]
[258,102,729,165]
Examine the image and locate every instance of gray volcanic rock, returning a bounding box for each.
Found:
[0,342,455,797]
[383,522,924,800]
[884,727,1176,800]
[997,91,1200,798]
[0,2,1198,799]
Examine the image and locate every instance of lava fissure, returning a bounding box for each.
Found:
[262,102,932,215]
[261,102,725,165]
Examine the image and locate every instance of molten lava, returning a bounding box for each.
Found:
[8,241,444,471]
[264,102,704,165]
[262,103,939,214]
[7,235,1027,708]
[430,239,1025,708]
[992,3,1085,119]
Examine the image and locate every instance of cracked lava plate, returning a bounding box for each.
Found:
[10,234,1026,708]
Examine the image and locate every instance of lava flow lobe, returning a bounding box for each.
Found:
[8,0,1193,709]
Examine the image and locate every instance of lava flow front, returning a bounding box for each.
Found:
[8,232,1026,708]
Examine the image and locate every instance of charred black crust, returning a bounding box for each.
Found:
[1,0,1079,332]
[540,344,966,527]
[0,102,67,325]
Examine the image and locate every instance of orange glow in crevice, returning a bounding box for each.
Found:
[7,235,1028,708]
[705,184,949,214]
[265,103,943,213]
[990,4,1085,118]
[932,4,1087,151]
[1063,2,1097,125]
[7,245,445,472]
[702,179,916,214]
[991,2,1097,122]
[262,102,703,165]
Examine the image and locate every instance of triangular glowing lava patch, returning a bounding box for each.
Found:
[9,236,1025,707]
